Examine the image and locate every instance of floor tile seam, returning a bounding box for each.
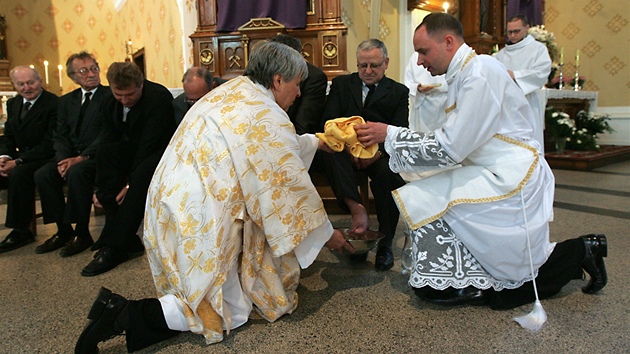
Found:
[553,201,630,220]
[555,184,630,198]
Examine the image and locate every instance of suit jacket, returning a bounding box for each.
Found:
[53,84,112,162]
[96,79,175,172]
[0,89,58,163]
[172,93,189,126]
[322,73,409,129]
[287,62,328,134]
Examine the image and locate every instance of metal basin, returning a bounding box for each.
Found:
[342,229,385,255]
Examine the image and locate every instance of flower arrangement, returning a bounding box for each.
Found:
[528,25,559,63]
[569,76,586,89]
[545,107,574,140]
[565,110,614,151]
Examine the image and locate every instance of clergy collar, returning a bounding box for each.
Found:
[445,43,475,84]
[505,35,535,50]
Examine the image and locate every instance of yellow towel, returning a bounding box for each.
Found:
[316,116,378,159]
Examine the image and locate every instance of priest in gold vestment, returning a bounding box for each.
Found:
[75,41,351,353]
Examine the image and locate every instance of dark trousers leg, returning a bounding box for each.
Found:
[107,154,159,250]
[326,150,363,208]
[34,161,67,225]
[364,157,405,246]
[63,159,97,228]
[3,160,49,229]
[126,298,178,353]
[487,238,585,310]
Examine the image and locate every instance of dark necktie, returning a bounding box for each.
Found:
[364,84,376,108]
[20,101,31,123]
[76,92,92,133]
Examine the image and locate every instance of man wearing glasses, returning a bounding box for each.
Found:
[172,67,226,125]
[34,51,111,258]
[321,38,409,271]
[80,61,175,277]
[494,14,551,152]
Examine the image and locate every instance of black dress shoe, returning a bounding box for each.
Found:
[81,247,129,277]
[421,286,488,306]
[75,287,128,354]
[375,245,394,271]
[35,233,71,254]
[60,236,95,258]
[0,229,35,253]
[580,234,608,294]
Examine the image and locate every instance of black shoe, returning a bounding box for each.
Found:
[81,247,129,277]
[580,234,608,294]
[0,229,35,253]
[35,233,71,254]
[60,236,94,258]
[75,287,128,354]
[374,245,394,271]
[421,286,488,306]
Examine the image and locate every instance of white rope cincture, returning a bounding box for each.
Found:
[512,190,547,331]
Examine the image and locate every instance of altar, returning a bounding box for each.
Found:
[536,88,599,152]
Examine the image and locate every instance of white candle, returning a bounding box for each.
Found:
[575,50,580,67]
[43,60,49,85]
[58,65,63,88]
[559,47,563,64]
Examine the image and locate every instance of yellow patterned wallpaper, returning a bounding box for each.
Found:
[2,0,185,96]
[340,0,402,83]
[544,0,629,107]
[2,0,627,108]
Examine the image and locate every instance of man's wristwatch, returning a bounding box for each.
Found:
[14,158,23,166]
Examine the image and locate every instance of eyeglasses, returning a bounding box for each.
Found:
[357,60,385,70]
[75,66,100,75]
[507,28,525,35]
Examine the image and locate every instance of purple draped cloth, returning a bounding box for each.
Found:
[216,0,307,32]
[507,0,543,26]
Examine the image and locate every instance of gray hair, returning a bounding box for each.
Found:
[244,41,308,88]
[9,65,41,81]
[356,38,388,61]
[66,51,99,76]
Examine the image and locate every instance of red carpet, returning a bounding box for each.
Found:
[545,145,630,170]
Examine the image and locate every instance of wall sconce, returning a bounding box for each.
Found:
[125,39,133,61]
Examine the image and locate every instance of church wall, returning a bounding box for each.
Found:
[2,0,185,96]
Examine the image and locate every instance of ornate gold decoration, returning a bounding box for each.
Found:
[200,49,214,65]
[228,54,241,68]
[238,17,285,31]
[322,42,337,60]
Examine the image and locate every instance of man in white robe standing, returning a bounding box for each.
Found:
[494,14,551,152]
[404,51,448,132]
[354,13,607,310]
[74,41,353,353]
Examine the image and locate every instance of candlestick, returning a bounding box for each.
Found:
[559,47,563,65]
[58,65,63,88]
[558,63,564,90]
[43,60,49,85]
[575,50,580,67]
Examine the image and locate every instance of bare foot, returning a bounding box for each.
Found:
[345,197,371,236]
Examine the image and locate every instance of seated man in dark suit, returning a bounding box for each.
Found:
[322,39,409,271]
[270,34,328,135]
[172,67,226,125]
[0,66,58,253]
[34,51,111,257]
[81,62,175,277]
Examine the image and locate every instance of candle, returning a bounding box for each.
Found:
[575,50,580,67]
[43,60,49,85]
[559,47,564,64]
[58,65,63,88]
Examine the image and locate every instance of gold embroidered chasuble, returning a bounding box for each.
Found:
[143,76,328,343]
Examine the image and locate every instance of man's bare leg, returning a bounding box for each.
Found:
[345,197,370,235]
